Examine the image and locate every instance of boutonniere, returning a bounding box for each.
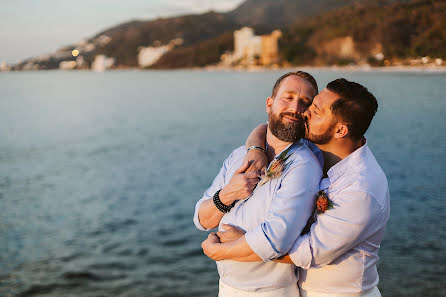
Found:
[314,190,334,214]
[300,190,334,235]
[258,146,293,186]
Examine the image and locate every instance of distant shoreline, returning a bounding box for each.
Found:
[3,65,446,73]
[204,65,446,73]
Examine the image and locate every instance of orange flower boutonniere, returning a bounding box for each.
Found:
[315,190,334,214]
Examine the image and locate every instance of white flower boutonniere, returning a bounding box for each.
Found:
[258,146,293,186]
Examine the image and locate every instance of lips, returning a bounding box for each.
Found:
[280,112,302,122]
[283,115,299,122]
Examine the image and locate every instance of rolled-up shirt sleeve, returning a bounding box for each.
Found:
[245,157,321,262]
[193,149,238,231]
[289,191,385,269]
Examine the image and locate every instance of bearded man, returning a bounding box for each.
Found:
[202,78,390,297]
[194,72,323,297]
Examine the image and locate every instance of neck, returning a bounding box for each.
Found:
[316,137,364,176]
[266,127,293,162]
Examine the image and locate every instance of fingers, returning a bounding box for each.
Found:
[216,224,246,243]
[216,230,232,243]
[235,160,250,174]
[206,232,220,244]
[244,171,261,179]
[216,231,224,239]
[222,224,235,231]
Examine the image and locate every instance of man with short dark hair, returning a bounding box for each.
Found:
[194,72,323,296]
[202,78,390,297]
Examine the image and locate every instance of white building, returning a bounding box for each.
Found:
[138,45,170,68]
[137,38,183,68]
[0,62,11,71]
[221,27,281,66]
[233,27,262,64]
[59,61,77,70]
[91,55,115,72]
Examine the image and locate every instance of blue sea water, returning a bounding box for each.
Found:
[0,69,445,297]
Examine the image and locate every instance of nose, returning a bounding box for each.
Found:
[303,108,311,119]
[289,99,308,115]
[297,99,309,114]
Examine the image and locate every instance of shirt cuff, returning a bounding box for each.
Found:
[245,224,281,262]
[193,198,213,231]
[289,234,312,269]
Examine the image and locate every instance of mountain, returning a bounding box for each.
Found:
[94,12,239,67]
[228,0,410,28]
[11,0,443,70]
[279,0,446,65]
[91,0,411,68]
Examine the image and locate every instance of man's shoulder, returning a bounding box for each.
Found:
[335,146,389,207]
[288,142,323,169]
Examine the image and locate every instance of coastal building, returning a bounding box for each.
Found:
[137,38,183,68]
[91,55,115,72]
[95,35,112,47]
[138,45,170,68]
[221,27,282,67]
[59,61,77,70]
[0,62,11,72]
[261,30,282,65]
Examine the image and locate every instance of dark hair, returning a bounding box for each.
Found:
[327,78,378,140]
[272,71,318,98]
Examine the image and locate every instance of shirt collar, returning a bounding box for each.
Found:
[326,138,369,184]
[266,139,303,159]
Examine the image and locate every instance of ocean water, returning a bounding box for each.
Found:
[0,70,445,297]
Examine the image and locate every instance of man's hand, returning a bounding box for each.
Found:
[244,149,268,173]
[216,224,246,243]
[202,232,226,261]
[219,160,260,205]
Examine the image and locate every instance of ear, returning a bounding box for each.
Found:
[266,97,273,114]
[334,123,349,138]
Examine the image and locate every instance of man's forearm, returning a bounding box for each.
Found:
[274,254,293,264]
[205,235,262,262]
[224,236,262,262]
[197,199,225,229]
[246,123,267,148]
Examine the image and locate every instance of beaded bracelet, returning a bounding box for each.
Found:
[213,189,235,213]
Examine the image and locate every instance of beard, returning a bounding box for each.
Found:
[305,119,335,145]
[268,111,306,142]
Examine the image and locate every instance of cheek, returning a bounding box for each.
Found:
[270,101,283,115]
[309,117,325,132]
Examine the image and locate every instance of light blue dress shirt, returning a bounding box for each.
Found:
[194,140,323,292]
[289,142,390,294]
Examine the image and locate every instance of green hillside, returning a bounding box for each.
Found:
[279,0,446,65]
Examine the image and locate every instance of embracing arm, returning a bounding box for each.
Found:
[202,224,294,263]
[246,123,267,148]
[202,156,321,262]
[244,123,268,173]
[288,191,387,269]
[195,157,261,230]
[202,232,262,262]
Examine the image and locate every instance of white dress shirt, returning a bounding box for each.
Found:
[194,140,322,292]
[289,141,390,294]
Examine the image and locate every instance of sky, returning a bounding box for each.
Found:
[0,0,244,64]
